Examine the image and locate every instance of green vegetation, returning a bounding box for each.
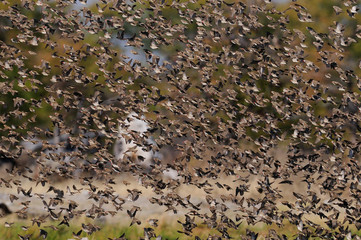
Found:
[0,220,294,240]
[2,218,361,239]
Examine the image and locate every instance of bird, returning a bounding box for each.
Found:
[0,0,358,239]
[113,112,181,179]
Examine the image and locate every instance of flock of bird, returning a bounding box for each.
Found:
[0,0,360,239]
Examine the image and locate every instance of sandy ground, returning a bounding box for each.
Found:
[0,145,344,231]
[0,171,319,226]
[0,174,241,223]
